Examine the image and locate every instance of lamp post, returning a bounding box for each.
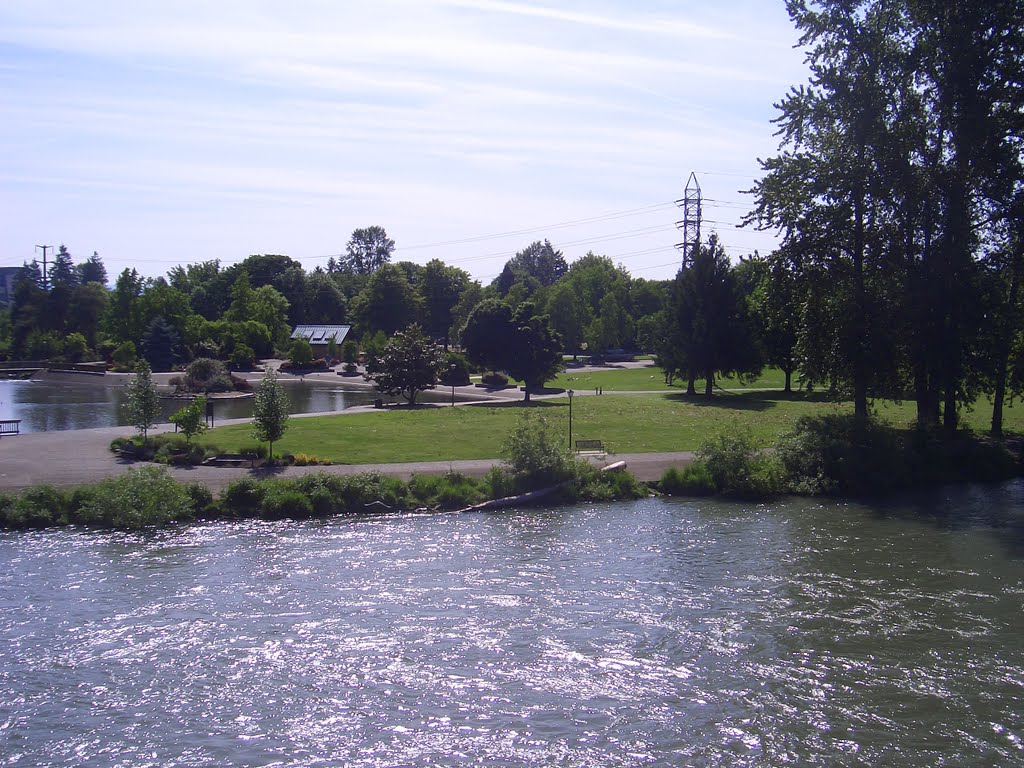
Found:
[567,389,574,450]
[450,364,456,407]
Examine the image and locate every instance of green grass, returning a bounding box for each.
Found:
[550,364,789,392]
[198,363,1024,465]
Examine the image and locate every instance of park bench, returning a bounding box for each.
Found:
[0,420,21,437]
[575,439,605,456]
[203,453,257,468]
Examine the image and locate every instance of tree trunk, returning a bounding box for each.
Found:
[783,367,792,394]
[686,373,696,396]
[704,371,714,397]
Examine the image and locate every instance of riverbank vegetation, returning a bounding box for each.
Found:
[6,414,644,530]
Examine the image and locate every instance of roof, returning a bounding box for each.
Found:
[290,325,351,344]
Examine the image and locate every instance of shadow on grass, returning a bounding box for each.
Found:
[661,389,839,412]
[464,399,565,410]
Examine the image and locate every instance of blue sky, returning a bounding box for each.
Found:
[0,1,808,284]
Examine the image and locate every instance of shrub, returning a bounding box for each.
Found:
[221,477,268,518]
[111,340,137,371]
[502,411,583,492]
[578,466,646,502]
[289,338,314,367]
[238,444,268,459]
[184,357,233,393]
[184,483,215,517]
[698,429,784,500]
[259,487,314,520]
[229,344,256,370]
[484,466,515,499]
[3,486,67,529]
[442,353,472,386]
[292,473,348,516]
[74,466,195,528]
[660,463,717,496]
[482,371,509,387]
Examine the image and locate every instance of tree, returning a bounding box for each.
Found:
[545,282,588,358]
[252,369,289,460]
[364,323,445,405]
[749,250,800,393]
[69,282,109,350]
[350,263,421,336]
[304,271,347,324]
[105,268,145,345]
[48,244,79,290]
[419,259,470,348]
[169,396,208,445]
[76,251,108,286]
[141,315,181,372]
[463,299,562,401]
[342,226,395,275]
[662,235,761,396]
[123,359,160,441]
[288,338,314,367]
[506,303,563,401]
[493,240,567,296]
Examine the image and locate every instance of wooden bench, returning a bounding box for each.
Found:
[203,453,257,468]
[575,439,605,455]
[0,420,20,437]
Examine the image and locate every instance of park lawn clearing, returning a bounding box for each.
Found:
[199,391,858,464]
[550,365,789,393]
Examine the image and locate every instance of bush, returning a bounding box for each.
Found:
[482,371,509,387]
[484,466,515,499]
[660,463,717,496]
[502,411,582,492]
[229,344,256,370]
[259,487,314,520]
[409,471,483,508]
[578,466,646,502]
[238,444,268,459]
[111,340,137,371]
[74,466,195,528]
[698,429,785,500]
[442,353,472,386]
[184,358,233,393]
[2,486,67,529]
[292,473,348,516]
[221,477,268,518]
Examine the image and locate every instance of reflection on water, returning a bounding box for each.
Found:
[0,490,1021,766]
[0,379,394,432]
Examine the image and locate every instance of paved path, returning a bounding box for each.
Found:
[0,419,694,494]
[0,363,697,493]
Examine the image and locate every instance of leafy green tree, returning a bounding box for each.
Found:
[545,282,588,358]
[419,259,470,349]
[289,338,314,367]
[506,303,563,401]
[252,369,289,460]
[124,359,160,441]
[104,268,145,346]
[364,324,445,405]
[169,396,208,444]
[63,332,89,363]
[304,271,347,324]
[750,249,800,393]
[662,235,761,396]
[462,298,517,374]
[341,226,395,275]
[69,282,109,350]
[350,263,421,336]
[493,240,567,297]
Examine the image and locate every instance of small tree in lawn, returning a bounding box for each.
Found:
[169,395,207,445]
[364,323,444,405]
[252,369,289,461]
[124,359,160,442]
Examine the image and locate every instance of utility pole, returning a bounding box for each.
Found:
[674,172,702,268]
[35,244,52,290]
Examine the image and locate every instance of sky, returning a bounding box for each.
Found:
[0,1,809,285]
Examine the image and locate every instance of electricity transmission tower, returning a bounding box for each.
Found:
[674,172,702,267]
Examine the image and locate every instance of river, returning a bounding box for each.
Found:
[0,379,392,432]
[1,490,1022,766]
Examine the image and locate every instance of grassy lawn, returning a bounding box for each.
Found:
[198,362,1021,464]
[550,364,787,392]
